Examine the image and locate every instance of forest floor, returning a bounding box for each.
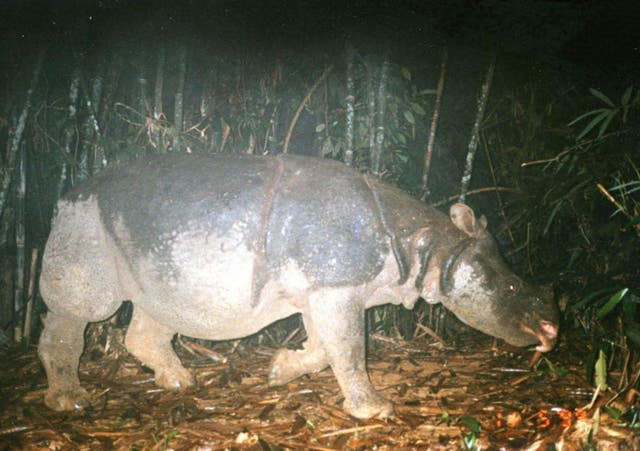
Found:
[0,319,638,450]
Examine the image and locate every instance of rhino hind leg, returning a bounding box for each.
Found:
[307,290,393,420]
[268,315,329,386]
[124,306,194,389]
[38,311,91,411]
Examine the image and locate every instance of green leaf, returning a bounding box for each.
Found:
[590,88,615,107]
[571,287,615,310]
[419,88,437,96]
[568,108,608,127]
[463,434,477,450]
[315,123,326,133]
[439,410,451,425]
[403,110,416,125]
[621,86,633,106]
[623,103,630,123]
[596,288,628,318]
[401,67,412,81]
[577,110,610,140]
[624,320,640,348]
[622,293,638,318]
[460,416,482,433]
[411,102,427,115]
[543,200,563,235]
[595,350,608,391]
[604,406,622,419]
[597,109,617,137]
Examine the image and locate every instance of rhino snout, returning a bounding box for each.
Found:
[519,319,558,352]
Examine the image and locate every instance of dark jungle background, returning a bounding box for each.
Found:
[1,0,639,425]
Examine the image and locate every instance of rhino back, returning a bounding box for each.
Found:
[65,154,393,289]
[67,155,270,277]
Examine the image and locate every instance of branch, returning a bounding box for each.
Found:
[283,65,333,154]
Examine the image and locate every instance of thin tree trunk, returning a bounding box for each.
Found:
[21,248,38,346]
[77,68,103,181]
[366,63,376,165]
[138,49,148,118]
[101,53,122,125]
[13,141,26,342]
[174,45,187,134]
[344,42,355,166]
[421,48,448,202]
[0,50,44,222]
[371,55,390,176]
[52,67,80,221]
[319,77,329,157]
[153,44,165,152]
[90,71,105,173]
[459,55,495,203]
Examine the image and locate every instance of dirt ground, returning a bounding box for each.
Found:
[0,320,638,450]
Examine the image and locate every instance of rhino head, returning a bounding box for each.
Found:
[432,204,559,352]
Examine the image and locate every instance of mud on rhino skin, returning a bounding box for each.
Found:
[38,153,559,419]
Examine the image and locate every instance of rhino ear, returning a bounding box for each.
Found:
[478,214,488,231]
[449,203,487,238]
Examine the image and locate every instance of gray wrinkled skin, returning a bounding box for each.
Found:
[38,154,559,419]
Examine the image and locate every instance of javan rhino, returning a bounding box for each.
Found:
[38,154,558,419]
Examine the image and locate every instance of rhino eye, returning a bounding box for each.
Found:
[512,281,523,292]
[502,278,520,296]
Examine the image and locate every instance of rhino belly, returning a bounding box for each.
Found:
[120,224,299,340]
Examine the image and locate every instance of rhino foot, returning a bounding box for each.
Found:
[269,346,329,386]
[343,394,394,420]
[305,289,394,420]
[269,314,329,386]
[44,386,91,411]
[38,312,91,412]
[155,366,195,390]
[125,306,195,390]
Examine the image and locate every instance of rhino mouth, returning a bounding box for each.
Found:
[519,320,558,352]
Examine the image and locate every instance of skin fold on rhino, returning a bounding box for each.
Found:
[38,153,559,419]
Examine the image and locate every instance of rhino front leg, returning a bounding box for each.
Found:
[38,312,91,411]
[125,306,194,389]
[307,289,393,419]
[269,315,329,386]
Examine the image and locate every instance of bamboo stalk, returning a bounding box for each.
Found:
[421,48,448,201]
[6,50,44,343]
[13,141,26,342]
[344,42,355,166]
[0,50,44,222]
[90,68,105,172]
[371,55,390,175]
[52,67,80,220]
[153,44,166,152]
[22,248,38,347]
[459,55,495,203]
[174,44,187,134]
[77,67,103,180]
[366,61,376,162]
[138,48,149,118]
